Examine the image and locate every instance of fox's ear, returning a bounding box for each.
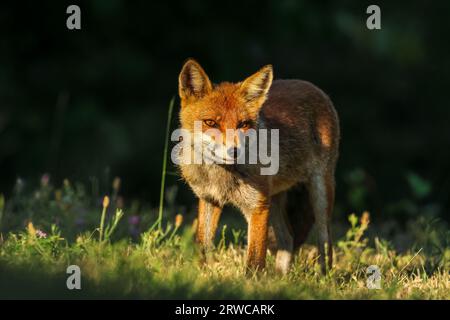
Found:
[178,59,212,102]
[240,65,273,106]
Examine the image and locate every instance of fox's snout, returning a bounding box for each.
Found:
[202,136,240,164]
[227,147,240,160]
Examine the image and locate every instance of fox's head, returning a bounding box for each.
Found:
[178,59,273,164]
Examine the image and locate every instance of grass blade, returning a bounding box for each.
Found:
[151,97,175,232]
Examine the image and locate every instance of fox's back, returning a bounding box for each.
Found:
[260,79,340,193]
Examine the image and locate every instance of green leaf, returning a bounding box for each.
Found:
[406,173,431,199]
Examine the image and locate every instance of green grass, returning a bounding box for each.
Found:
[0,198,448,299]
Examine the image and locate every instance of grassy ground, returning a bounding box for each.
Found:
[0,190,448,299]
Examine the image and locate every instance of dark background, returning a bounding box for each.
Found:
[1,0,449,222]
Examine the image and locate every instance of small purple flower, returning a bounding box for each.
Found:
[36,230,47,239]
[41,173,50,187]
[128,215,140,226]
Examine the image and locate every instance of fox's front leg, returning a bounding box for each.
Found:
[246,202,270,271]
[196,198,222,251]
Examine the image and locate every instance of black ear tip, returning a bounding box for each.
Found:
[183,58,200,68]
[263,64,273,73]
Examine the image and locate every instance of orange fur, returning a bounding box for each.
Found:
[247,204,270,270]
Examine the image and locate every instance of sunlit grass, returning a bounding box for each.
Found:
[0,207,448,299]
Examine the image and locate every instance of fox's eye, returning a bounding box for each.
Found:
[203,119,217,128]
[237,121,252,129]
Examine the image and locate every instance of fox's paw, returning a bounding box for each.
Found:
[275,250,292,275]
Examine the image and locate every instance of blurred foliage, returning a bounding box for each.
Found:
[407,172,432,200]
[0,0,449,222]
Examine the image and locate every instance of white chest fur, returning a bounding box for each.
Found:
[181,163,262,214]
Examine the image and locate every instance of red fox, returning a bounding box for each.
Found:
[177,59,340,274]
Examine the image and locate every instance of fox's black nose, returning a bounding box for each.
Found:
[227,147,239,159]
